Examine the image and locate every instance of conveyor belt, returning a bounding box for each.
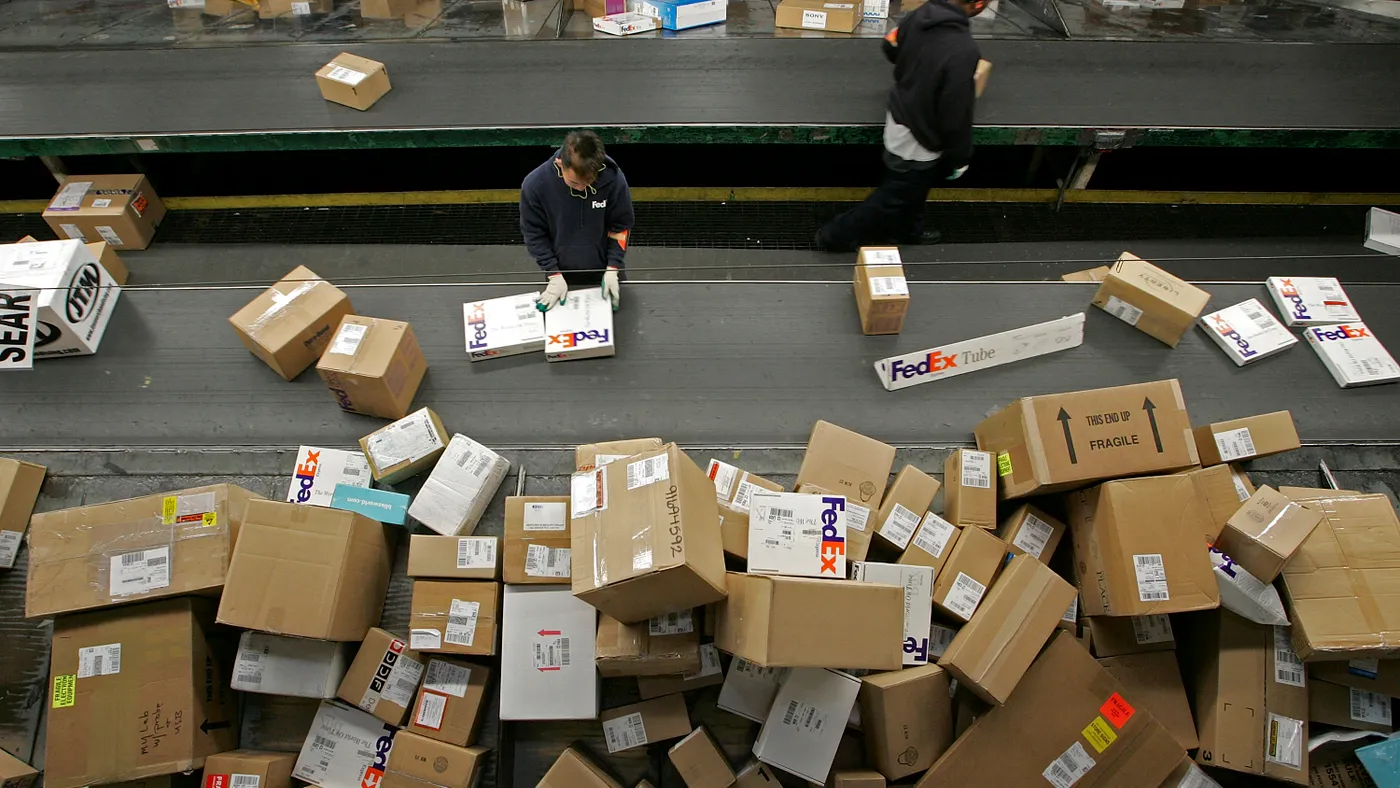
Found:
[2,38,1399,155]
[2,243,1397,450]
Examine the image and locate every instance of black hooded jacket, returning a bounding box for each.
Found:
[883,0,981,170]
[520,148,635,275]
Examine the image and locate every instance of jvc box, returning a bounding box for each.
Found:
[1304,322,1400,388]
[0,239,121,360]
[545,289,615,361]
[1199,298,1297,366]
[1266,277,1360,327]
[747,492,848,579]
[875,314,1084,391]
[286,446,372,507]
[463,293,545,361]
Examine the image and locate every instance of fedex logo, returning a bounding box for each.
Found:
[1277,279,1312,322]
[903,636,930,662]
[293,451,320,503]
[888,350,957,381]
[360,725,396,788]
[1312,325,1369,342]
[548,330,610,348]
[819,496,845,575]
[1209,314,1257,359]
[466,302,489,351]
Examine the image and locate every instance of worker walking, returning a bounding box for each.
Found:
[817,0,987,252]
[521,130,635,312]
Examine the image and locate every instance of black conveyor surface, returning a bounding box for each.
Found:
[3,39,1399,139]
[2,244,1397,450]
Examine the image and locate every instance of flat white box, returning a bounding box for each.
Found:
[408,433,509,536]
[1198,298,1297,366]
[464,293,545,361]
[500,585,599,720]
[875,313,1084,391]
[286,445,372,506]
[747,491,848,579]
[862,0,889,18]
[849,561,934,666]
[753,668,861,785]
[1266,277,1361,327]
[717,657,790,723]
[544,289,615,361]
[1304,322,1400,388]
[0,239,121,359]
[293,700,397,788]
[231,631,353,698]
[1364,207,1400,256]
[593,11,659,34]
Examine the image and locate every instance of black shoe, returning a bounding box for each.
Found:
[900,229,942,246]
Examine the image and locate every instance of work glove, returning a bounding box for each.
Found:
[536,273,568,312]
[601,267,621,312]
[947,166,968,181]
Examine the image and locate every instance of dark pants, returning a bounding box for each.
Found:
[818,151,942,252]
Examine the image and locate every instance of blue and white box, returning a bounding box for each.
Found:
[637,0,725,30]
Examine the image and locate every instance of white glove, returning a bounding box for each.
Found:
[947,166,968,181]
[536,274,567,312]
[602,267,621,312]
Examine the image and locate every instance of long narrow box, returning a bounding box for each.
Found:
[876,313,1084,391]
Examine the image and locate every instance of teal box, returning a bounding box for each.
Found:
[331,483,409,525]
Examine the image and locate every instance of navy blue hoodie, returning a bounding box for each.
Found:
[520,149,635,276]
[884,0,981,170]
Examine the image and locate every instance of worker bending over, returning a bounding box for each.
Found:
[817,0,987,252]
[521,130,635,312]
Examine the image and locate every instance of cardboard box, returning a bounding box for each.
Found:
[1266,277,1361,327]
[238,694,320,753]
[316,316,428,419]
[503,495,571,583]
[747,491,849,578]
[930,525,1006,622]
[1194,411,1301,466]
[316,53,391,111]
[408,581,499,656]
[668,727,734,787]
[336,628,425,726]
[538,748,621,788]
[1066,475,1219,617]
[1085,615,1175,658]
[1365,206,1400,256]
[600,694,691,753]
[1279,488,1400,660]
[1179,464,1254,542]
[716,572,904,669]
[939,555,1075,705]
[407,535,499,580]
[850,562,934,666]
[773,0,865,32]
[293,701,397,788]
[997,503,1066,563]
[707,459,785,560]
[943,450,996,529]
[463,293,546,360]
[734,761,778,788]
[1305,322,1400,388]
[217,499,394,641]
[1154,759,1217,788]
[545,289,615,361]
[230,630,353,698]
[1097,652,1198,751]
[262,0,332,16]
[576,437,664,471]
[499,585,598,720]
[42,174,166,250]
[635,643,724,698]
[853,247,909,336]
[796,421,895,510]
[0,750,38,788]
[718,657,789,722]
[0,239,121,361]
[638,0,726,29]
[0,458,44,569]
[1199,298,1298,366]
[974,58,992,98]
[383,731,487,788]
[45,598,239,788]
[27,483,262,618]
[83,240,131,285]
[896,512,959,578]
[829,771,885,788]
[596,611,701,677]
[202,751,296,788]
[582,0,625,17]
[929,621,960,660]
[919,633,1184,788]
[203,0,255,16]
[229,265,354,380]
[1215,486,1323,583]
[1309,680,1394,733]
[1177,611,1308,784]
[570,444,727,623]
[1309,659,1400,699]
[406,656,490,746]
[859,665,952,780]
[1062,266,1111,283]
[974,379,1198,499]
[362,408,450,486]
[1092,252,1211,347]
[874,314,1087,392]
[287,446,371,507]
[872,465,939,552]
[754,668,861,784]
[410,434,509,537]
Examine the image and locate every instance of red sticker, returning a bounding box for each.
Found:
[1101,692,1135,728]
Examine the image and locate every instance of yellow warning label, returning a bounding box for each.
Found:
[202,512,218,527]
[1083,716,1118,753]
[161,496,178,525]
[997,452,1014,477]
[52,674,76,708]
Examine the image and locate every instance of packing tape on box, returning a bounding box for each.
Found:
[92,500,228,602]
[247,279,320,333]
[1254,501,1304,539]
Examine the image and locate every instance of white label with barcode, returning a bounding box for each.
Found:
[415,691,448,730]
[368,651,423,710]
[229,776,259,788]
[595,454,628,466]
[942,572,987,620]
[880,503,922,549]
[445,600,480,646]
[649,609,694,636]
[77,643,122,678]
[525,544,571,578]
[329,322,368,356]
[95,226,124,246]
[411,629,442,651]
[49,181,92,211]
[708,460,740,499]
[109,547,170,597]
[1043,741,1096,788]
[233,642,264,687]
[961,451,993,489]
[291,1,312,13]
[1062,596,1079,623]
[1213,428,1257,462]
[325,65,368,85]
[1265,713,1302,769]
[731,477,760,513]
[870,276,909,296]
[1012,513,1055,558]
[603,712,649,753]
[845,502,870,532]
[780,699,829,736]
[1272,627,1305,687]
[1131,615,1173,644]
[456,537,496,569]
[523,502,567,531]
[683,643,722,680]
[92,198,113,208]
[570,469,604,518]
[800,8,828,26]
[1230,468,1252,501]
[423,659,470,697]
[626,454,669,490]
[59,223,86,241]
[369,413,443,467]
[296,734,337,782]
[929,624,958,658]
[0,530,22,568]
[913,513,956,558]
[1349,658,1380,678]
[867,249,900,266]
[1103,295,1144,327]
[1350,688,1392,725]
[1133,554,1170,602]
[533,635,571,668]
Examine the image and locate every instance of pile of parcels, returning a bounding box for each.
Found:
[585,0,898,38]
[4,372,1400,788]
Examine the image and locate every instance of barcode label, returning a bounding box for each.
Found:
[1103,295,1144,327]
[414,690,448,730]
[1272,627,1305,687]
[683,643,722,680]
[942,572,987,621]
[1133,554,1170,602]
[377,652,423,709]
[1350,688,1392,726]
[603,711,649,753]
[880,503,922,550]
[770,508,796,522]
[109,547,171,597]
[1348,658,1381,679]
[626,454,670,490]
[1213,428,1257,462]
[329,322,368,356]
[708,459,740,499]
[929,624,958,658]
[648,609,694,636]
[533,636,571,668]
[1131,615,1173,645]
[325,65,368,85]
[1062,596,1079,623]
[423,659,470,697]
[49,181,92,211]
[410,628,442,651]
[445,600,480,646]
[0,530,21,569]
[845,503,870,532]
[77,643,122,678]
[780,700,829,736]
[1230,468,1252,501]
[731,478,759,513]
[1265,713,1303,769]
[570,469,606,518]
[525,544,571,578]
[522,502,567,531]
[456,537,497,569]
[913,513,956,558]
[1012,512,1055,559]
[961,450,993,489]
[1043,742,1096,788]
[230,776,260,788]
[870,276,909,296]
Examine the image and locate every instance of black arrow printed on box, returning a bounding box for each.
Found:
[200,719,230,733]
[1142,398,1164,453]
[1057,408,1077,465]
